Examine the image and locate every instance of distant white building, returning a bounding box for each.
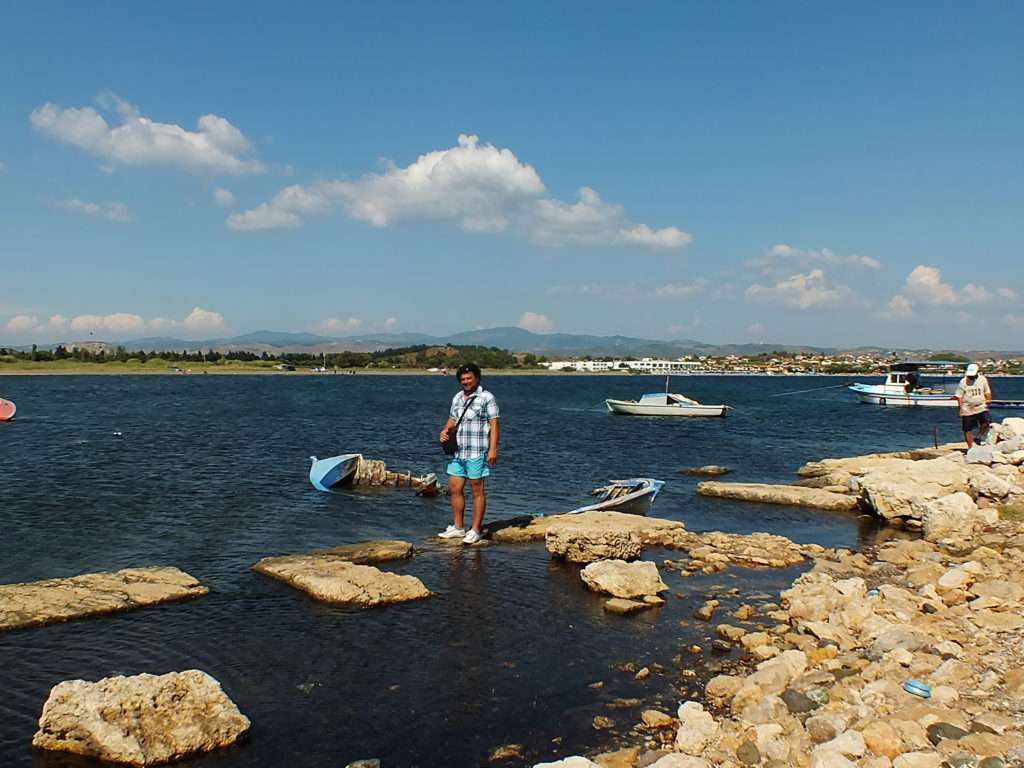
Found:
[543,357,703,373]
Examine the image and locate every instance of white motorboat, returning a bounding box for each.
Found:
[606,391,729,417]
[567,478,666,516]
[848,361,964,407]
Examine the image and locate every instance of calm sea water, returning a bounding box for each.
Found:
[2,374,1021,767]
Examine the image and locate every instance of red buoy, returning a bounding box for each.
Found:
[0,398,16,421]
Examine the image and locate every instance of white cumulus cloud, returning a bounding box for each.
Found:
[228,134,690,249]
[758,244,880,271]
[213,188,236,207]
[517,311,553,333]
[30,92,264,175]
[182,307,225,331]
[318,317,364,333]
[654,278,708,298]
[6,315,41,333]
[54,198,131,223]
[70,313,146,334]
[896,265,993,310]
[745,269,846,310]
[887,294,914,317]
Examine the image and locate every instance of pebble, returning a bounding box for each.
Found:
[781,688,819,714]
[488,744,524,761]
[737,739,761,765]
[926,722,969,745]
[944,754,978,768]
[805,687,830,707]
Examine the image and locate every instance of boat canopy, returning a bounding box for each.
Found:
[889,361,971,372]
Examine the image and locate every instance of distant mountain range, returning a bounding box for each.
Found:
[8,326,1023,359]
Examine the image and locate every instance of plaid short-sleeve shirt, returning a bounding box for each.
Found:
[449,386,499,460]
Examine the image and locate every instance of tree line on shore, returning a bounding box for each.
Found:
[0,344,546,369]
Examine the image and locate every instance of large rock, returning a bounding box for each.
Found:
[969,469,1021,500]
[998,417,1024,439]
[649,756,713,768]
[922,492,981,542]
[674,701,719,755]
[253,556,430,607]
[856,457,971,520]
[580,560,667,599]
[32,670,250,766]
[0,566,207,632]
[696,482,860,512]
[545,525,642,563]
[493,510,685,546]
[747,650,808,695]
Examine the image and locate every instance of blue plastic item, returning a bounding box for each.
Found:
[903,679,931,699]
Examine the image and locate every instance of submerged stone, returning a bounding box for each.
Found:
[0,566,208,631]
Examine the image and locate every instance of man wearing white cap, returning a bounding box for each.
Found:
[955,363,993,448]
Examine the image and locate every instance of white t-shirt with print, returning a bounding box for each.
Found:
[955,375,991,416]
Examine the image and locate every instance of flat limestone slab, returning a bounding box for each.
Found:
[696,481,860,512]
[253,543,429,607]
[491,511,686,546]
[253,539,414,572]
[0,566,208,632]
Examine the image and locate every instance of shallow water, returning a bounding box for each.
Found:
[1,374,1020,767]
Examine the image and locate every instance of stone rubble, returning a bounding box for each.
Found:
[532,419,1024,768]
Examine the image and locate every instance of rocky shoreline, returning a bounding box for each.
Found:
[533,418,1024,768]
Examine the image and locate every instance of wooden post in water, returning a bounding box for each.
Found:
[933,426,939,449]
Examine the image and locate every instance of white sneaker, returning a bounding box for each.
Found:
[438,525,466,539]
[462,529,483,545]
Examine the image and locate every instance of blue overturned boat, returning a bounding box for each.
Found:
[309,453,361,492]
[309,453,441,495]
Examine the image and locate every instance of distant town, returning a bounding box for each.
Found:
[541,353,1024,375]
[2,341,1023,375]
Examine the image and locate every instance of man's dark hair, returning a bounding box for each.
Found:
[456,362,481,380]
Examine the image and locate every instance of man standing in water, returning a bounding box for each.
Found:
[438,363,500,545]
[955,363,993,448]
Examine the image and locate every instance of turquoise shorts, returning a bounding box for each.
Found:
[446,457,491,480]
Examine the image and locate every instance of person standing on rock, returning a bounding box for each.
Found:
[955,363,993,448]
[438,363,500,545]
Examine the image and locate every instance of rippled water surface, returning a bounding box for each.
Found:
[2,374,1021,767]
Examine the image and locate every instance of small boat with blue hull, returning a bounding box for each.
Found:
[309,453,440,495]
[309,453,361,491]
[567,478,666,516]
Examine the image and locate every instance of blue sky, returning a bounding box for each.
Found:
[2,2,1022,349]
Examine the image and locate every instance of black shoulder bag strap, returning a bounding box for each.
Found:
[454,395,478,429]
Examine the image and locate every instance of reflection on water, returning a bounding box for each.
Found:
[2,374,1020,767]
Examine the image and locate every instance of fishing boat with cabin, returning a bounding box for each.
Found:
[848,361,964,407]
